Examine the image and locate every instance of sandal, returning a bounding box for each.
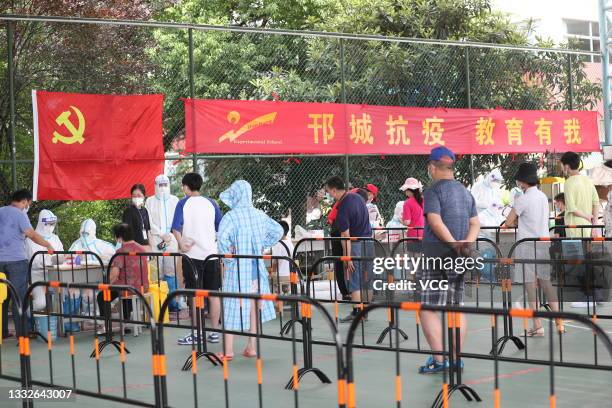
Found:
[242,349,257,358]
[215,352,234,362]
[523,327,545,337]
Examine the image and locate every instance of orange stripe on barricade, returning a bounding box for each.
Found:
[194,296,204,309]
[47,332,52,350]
[49,281,60,288]
[256,358,262,385]
[123,290,130,298]
[442,383,449,408]
[335,302,339,319]
[447,312,455,328]
[195,289,210,298]
[69,335,75,355]
[260,293,277,301]
[98,284,109,291]
[416,311,421,325]
[47,249,54,254]
[223,357,229,380]
[490,315,496,328]
[191,351,197,374]
[455,312,462,328]
[292,365,299,390]
[347,382,355,408]
[400,302,421,311]
[262,254,272,260]
[523,317,529,331]
[315,236,324,241]
[19,337,30,356]
[161,252,171,256]
[550,394,556,408]
[500,258,513,265]
[539,236,551,241]
[509,308,534,318]
[568,225,577,228]
[75,251,83,255]
[340,256,351,262]
[387,308,392,323]
[120,342,126,363]
[290,272,298,285]
[349,237,358,241]
[593,236,605,241]
[301,303,312,318]
[152,355,167,376]
[358,303,364,311]
[128,252,137,256]
[337,379,347,406]
[395,375,402,402]
[494,389,500,408]
[94,338,100,360]
[224,254,234,259]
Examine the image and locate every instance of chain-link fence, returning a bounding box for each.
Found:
[0,16,602,233]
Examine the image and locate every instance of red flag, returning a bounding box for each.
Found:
[33,91,164,201]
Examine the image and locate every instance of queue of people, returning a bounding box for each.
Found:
[1,147,611,371]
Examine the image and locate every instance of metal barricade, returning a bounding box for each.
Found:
[549,224,606,237]
[345,301,612,408]
[156,290,345,407]
[20,281,160,408]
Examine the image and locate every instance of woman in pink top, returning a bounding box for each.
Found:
[399,178,424,238]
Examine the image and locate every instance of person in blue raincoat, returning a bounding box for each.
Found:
[217,180,283,360]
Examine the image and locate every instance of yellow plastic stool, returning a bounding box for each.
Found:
[0,272,6,345]
[147,281,169,323]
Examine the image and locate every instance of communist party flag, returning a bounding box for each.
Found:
[33,90,164,201]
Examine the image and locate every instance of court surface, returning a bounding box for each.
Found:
[0,299,610,407]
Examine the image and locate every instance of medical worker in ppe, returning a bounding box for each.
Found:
[25,210,65,311]
[146,174,184,310]
[471,169,505,237]
[66,219,115,327]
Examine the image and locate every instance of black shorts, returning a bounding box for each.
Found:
[183,257,221,290]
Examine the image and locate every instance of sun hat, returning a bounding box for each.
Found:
[591,164,612,186]
[514,162,539,185]
[399,177,423,191]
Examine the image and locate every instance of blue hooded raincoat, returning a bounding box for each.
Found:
[218,180,283,330]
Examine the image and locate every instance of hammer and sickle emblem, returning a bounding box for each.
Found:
[52,106,85,144]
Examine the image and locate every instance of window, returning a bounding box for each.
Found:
[565,19,601,63]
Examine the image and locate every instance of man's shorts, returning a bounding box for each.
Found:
[417,268,465,306]
[182,257,221,290]
[347,241,374,293]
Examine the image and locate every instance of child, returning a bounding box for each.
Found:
[552,193,566,238]
[269,220,294,295]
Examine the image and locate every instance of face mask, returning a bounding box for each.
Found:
[42,224,55,235]
[132,197,144,207]
[158,186,170,197]
[115,241,122,250]
[22,206,29,214]
[325,192,333,202]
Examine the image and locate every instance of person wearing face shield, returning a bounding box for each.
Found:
[122,184,151,249]
[470,169,504,239]
[67,219,116,327]
[145,175,184,310]
[0,189,54,339]
[25,210,65,311]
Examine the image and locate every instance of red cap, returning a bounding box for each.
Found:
[365,184,379,200]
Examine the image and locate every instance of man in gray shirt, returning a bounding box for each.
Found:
[0,189,53,339]
[418,147,480,374]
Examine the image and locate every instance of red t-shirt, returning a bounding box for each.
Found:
[111,242,149,291]
[402,197,424,238]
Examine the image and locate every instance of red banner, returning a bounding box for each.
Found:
[184,99,599,155]
[33,91,165,201]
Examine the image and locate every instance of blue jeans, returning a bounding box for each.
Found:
[0,260,29,337]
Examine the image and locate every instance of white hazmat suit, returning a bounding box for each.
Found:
[67,219,115,315]
[145,174,179,277]
[25,210,64,311]
[471,169,504,237]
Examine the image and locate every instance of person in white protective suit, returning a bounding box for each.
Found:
[471,169,505,238]
[145,174,186,310]
[66,219,115,325]
[25,210,65,311]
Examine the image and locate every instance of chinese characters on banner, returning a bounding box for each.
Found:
[183,99,599,155]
